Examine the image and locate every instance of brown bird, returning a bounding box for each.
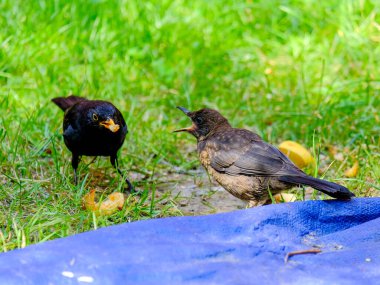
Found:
[175,107,355,207]
[52,95,133,190]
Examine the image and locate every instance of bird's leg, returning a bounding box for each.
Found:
[110,155,134,192]
[72,154,80,185]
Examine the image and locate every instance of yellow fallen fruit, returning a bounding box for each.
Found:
[278,141,314,169]
[83,190,125,216]
[83,189,97,211]
[98,192,125,215]
[274,193,297,203]
[344,161,359,178]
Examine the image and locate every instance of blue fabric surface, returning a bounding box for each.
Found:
[0,198,379,285]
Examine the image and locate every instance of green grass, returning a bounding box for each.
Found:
[1,0,379,252]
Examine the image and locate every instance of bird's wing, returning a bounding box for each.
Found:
[209,129,302,177]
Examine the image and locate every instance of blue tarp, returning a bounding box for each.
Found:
[0,198,379,284]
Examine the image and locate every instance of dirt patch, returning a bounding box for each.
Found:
[156,169,246,215]
[78,166,246,215]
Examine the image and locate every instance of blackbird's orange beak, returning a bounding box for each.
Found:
[100,118,120,133]
[174,106,195,133]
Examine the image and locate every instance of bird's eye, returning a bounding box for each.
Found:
[195,117,203,124]
[92,113,98,121]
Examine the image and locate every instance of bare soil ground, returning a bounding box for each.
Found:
[155,169,246,215]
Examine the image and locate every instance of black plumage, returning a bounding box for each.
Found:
[175,107,355,206]
[52,95,132,190]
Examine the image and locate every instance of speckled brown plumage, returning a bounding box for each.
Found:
[175,107,355,207]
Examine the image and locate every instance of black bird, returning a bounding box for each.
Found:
[175,107,355,207]
[52,95,133,190]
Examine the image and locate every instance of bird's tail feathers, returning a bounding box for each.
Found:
[51,95,87,111]
[279,175,355,200]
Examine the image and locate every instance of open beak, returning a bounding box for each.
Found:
[99,118,120,133]
[173,125,196,133]
[174,106,195,133]
[176,106,191,115]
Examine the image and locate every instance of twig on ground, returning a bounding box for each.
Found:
[285,248,322,263]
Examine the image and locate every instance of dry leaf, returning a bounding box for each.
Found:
[327,145,344,161]
[83,190,125,216]
[327,145,338,156]
[275,193,297,203]
[279,141,314,168]
[344,161,359,178]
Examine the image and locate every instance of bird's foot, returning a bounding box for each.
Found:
[124,179,146,196]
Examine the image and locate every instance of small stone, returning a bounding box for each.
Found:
[334,152,344,161]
